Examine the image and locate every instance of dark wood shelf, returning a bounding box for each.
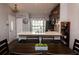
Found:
[61,22,70,47]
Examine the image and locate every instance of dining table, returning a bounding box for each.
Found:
[9,40,73,55]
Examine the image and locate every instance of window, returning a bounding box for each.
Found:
[31,20,46,33]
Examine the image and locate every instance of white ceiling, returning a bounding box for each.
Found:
[8,3,58,15]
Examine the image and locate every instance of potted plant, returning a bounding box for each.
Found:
[35,43,48,51]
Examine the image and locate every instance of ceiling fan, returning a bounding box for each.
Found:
[9,4,19,13]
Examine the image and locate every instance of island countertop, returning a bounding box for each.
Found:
[17,31,62,36]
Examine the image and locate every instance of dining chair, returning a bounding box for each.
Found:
[0,39,9,55]
[73,39,79,55]
[0,39,21,55]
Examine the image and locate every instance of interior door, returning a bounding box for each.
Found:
[16,18,23,34]
[8,15,16,42]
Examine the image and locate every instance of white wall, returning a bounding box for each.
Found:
[16,13,49,33]
[0,4,9,41]
[0,4,15,43]
[16,13,31,32]
[60,3,79,49]
[30,14,49,20]
[68,4,79,49]
[60,3,69,21]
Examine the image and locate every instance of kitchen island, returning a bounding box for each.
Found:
[17,31,62,43]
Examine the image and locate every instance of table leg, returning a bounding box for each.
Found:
[39,36,42,43]
[60,36,63,44]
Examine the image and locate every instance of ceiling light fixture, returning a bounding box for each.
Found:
[9,4,19,13]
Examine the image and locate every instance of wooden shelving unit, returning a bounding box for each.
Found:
[61,22,70,47]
